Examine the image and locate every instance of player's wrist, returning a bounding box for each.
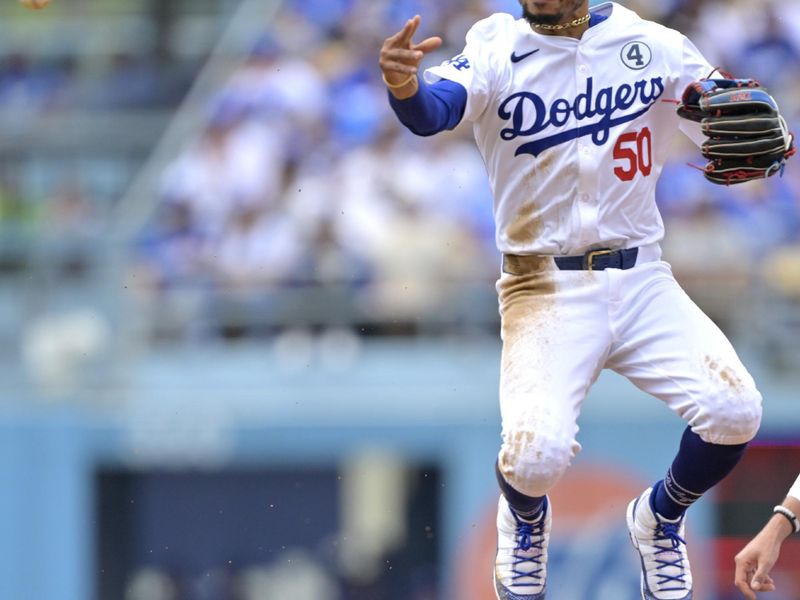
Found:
[384,72,419,100]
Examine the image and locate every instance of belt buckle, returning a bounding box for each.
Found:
[583,248,614,271]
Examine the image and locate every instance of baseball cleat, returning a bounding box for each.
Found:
[626,487,693,600]
[494,495,550,600]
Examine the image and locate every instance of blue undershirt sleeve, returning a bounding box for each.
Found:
[388,79,468,136]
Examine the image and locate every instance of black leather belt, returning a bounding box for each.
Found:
[503,247,640,274]
[555,247,639,271]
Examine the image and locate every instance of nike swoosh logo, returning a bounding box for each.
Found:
[510,49,540,63]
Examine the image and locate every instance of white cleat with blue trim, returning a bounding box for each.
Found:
[627,487,693,600]
[494,495,550,600]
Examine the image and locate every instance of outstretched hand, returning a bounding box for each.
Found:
[379,15,442,98]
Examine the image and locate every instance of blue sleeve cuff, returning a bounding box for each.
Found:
[388,78,468,136]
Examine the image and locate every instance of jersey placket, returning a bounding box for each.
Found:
[574,52,601,250]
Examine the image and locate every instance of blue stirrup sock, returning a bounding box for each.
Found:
[495,460,546,519]
[653,426,748,520]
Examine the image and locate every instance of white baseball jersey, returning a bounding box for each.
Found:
[424,1,713,256]
[416,7,765,594]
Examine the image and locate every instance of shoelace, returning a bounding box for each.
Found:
[511,517,545,584]
[652,521,689,590]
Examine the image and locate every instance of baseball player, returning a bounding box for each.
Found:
[379,1,794,599]
[734,473,800,599]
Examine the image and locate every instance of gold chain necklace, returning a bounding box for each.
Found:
[530,13,591,30]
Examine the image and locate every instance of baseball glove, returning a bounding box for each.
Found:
[677,78,795,185]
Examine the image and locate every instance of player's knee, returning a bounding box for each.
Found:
[497,428,577,497]
[701,385,762,444]
[727,384,762,442]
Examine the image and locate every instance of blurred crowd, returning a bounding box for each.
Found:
[0,1,798,341]
[127,0,800,340]
[0,51,194,112]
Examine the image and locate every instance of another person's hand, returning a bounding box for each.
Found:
[734,518,786,599]
[379,15,442,99]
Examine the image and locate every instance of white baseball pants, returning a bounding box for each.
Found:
[495,247,762,498]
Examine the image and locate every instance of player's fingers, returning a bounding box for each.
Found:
[412,36,443,54]
[398,14,421,46]
[381,48,424,64]
[385,17,415,45]
[379,60,418,76]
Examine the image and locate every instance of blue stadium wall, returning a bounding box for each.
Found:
[0,340,797,599]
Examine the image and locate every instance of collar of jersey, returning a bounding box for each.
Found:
[516,0,616,44]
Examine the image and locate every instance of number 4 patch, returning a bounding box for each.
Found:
[620,41,652,71]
